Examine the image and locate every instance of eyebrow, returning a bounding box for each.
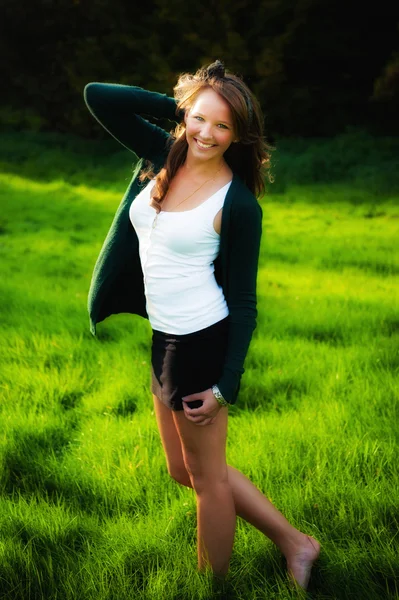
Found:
[194,112,232,126]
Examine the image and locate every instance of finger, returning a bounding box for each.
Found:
[196,418,213,427]
[189,415,206,422]
[185,409,206,417]
[185,414,210,425]
[184,412,204,422]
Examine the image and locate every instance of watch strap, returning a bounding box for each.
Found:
[211,384,229,406]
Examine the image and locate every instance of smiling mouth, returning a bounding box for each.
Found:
[194,138,216,149]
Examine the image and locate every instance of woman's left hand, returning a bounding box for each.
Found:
[182,388,222,426]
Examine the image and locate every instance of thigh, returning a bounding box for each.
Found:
[172,405,229,484]
[152,393,186,478]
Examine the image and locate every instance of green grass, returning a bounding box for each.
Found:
[0,132,398,599]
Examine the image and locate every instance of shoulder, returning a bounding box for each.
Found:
[230,175,263,222]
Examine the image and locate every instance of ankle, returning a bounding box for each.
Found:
[277,530,308,558]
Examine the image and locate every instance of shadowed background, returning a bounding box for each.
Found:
[1,0,398,137]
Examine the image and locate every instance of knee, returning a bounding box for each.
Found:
[189,472,230,495]
[183,456,229,493]
[169,466,192,488]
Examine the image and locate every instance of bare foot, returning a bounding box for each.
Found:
[286,535,320,590]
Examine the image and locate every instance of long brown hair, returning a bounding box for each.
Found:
[139,60,274,213]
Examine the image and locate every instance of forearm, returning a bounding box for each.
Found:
[217,317,257,405]
[83,82,181,159]
[84,82,181,123]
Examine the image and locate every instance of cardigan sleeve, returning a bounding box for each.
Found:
[83,82,182,161]
[216,198,263,405]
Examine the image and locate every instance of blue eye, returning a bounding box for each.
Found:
[193,116,229,129]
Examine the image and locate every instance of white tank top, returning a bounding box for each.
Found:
[129,178,231,334]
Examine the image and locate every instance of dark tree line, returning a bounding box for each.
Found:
[1,0,398,138]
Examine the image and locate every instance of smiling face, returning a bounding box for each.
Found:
[184,87,237,166]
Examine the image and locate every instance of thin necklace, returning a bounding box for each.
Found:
[151,164,223,229]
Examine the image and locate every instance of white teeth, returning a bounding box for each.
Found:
[196,139,214,148]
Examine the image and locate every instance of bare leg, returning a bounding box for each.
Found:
[178,464,320,588]
[195,480,236,577]
[151,393,319,587]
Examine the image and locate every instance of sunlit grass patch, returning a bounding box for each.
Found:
[0,135,398,599]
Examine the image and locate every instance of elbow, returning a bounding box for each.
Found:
[83,82,103,108]
[83,82,96,100]
[228,303,258,326]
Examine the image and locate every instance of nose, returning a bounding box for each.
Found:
[200,123,213,140]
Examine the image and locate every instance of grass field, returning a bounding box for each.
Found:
[0,131,398,599]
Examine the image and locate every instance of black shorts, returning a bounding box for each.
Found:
[150,316,229,411]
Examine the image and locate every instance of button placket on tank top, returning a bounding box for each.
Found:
[129,178,231,334]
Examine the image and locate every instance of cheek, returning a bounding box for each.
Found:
[186,123,198,138]
[218,132,234,147]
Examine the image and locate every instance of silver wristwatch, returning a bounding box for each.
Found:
[211,384,229,406]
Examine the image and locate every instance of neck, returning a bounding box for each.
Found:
[183,153,225,179]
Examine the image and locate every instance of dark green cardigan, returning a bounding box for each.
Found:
[84,82,263,405]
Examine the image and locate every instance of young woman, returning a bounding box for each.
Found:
[84,60,320,589]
